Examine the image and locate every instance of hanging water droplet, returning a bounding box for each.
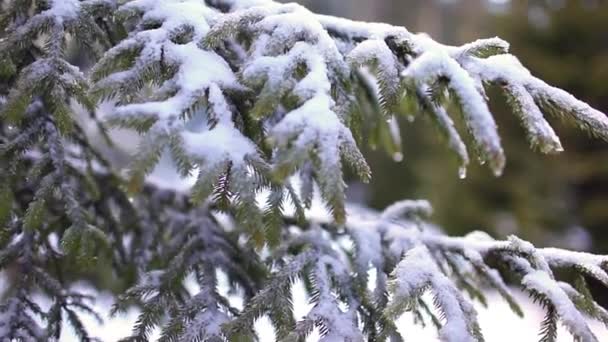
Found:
[128,197,135,203]
[393,152,404,162]
[458,166,467,180]
[492,167,504,177]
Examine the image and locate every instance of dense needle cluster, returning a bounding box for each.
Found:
[1,0,608,341]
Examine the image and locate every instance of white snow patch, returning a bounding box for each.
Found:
[47,0,81,22]
[182,124,256,165]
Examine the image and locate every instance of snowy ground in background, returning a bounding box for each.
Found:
[63,280,608,341]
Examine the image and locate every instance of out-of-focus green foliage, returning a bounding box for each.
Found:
[365,1,608,253]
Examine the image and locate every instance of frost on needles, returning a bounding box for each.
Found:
[1,0,608,341]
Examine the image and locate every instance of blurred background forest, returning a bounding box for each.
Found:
[294,0,608,254]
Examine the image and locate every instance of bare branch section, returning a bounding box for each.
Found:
[1,0,608,341]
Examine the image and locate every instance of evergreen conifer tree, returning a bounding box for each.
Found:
[2,0,608,341]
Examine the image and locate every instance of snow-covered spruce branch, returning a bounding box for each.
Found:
[0,1,123,340]
[243,201,608,342]
[113,197,608,342]
[1,0,608,341]
[90,0,608,227]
